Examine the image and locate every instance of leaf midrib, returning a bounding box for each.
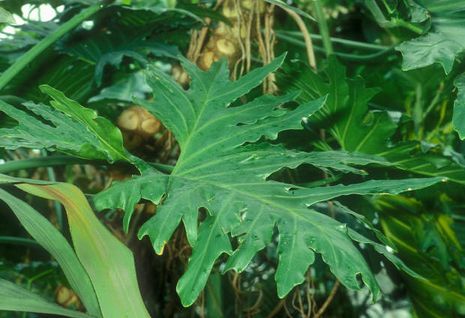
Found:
[172,67,225,174]
[170,173,320,226]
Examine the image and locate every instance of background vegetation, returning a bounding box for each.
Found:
[0,0,464,317]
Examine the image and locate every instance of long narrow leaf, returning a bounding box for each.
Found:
[15,182,151,318]
[0,188,101,317]
[0,278,93,318]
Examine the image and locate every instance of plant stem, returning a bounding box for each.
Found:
[0,156,89,173]
[275,32,394,61]
[0,4,101,91]
[0,155,174,174]
[413,84,423,137]
[0,236,40,247]
[312,0,333,56]
[277,30,389,50]
[423,82,444,121]
[391,18,424,34]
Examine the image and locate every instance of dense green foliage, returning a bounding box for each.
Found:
[0,1,464,317]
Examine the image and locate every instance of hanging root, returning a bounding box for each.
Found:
[282,6,316,69]
[174,0,283,95]
[314,281,340,318]
[262,4,278,93]
[177,0,270,81]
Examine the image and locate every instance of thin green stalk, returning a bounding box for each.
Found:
[0,155,174,174]
[275,32,393,61]
[277,30,389,50]
[391,18,424,34]
[0,156,89,173]
[413,84,423,137]
[423,83,444,121]
[328,48,393,61]
[0,236,40,247]
[0,4,101,91]
[26,269,55,293]
[313,0,333,56]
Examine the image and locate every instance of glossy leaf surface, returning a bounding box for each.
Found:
[95,56,441,306]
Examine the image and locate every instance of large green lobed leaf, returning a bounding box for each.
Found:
[95,55,441,306]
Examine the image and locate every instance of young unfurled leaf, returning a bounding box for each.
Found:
[95,55,441,306]
[60,26,179,86]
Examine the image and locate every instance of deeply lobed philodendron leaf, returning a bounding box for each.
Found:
[95,55,441,306]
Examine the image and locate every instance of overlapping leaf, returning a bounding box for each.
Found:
[95,55,441,306]
[375,196,465,317]
[88,70,152,103]
[0,7,14,24]
[364,0,429,28]
[396,0,465,74]
[60,26,178,86]
[288,57,465,184]
[0,279,92,318]
[380,142,465,185]
[287,56,397,154]
[452,74,465,140]
[0,85,132,163]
